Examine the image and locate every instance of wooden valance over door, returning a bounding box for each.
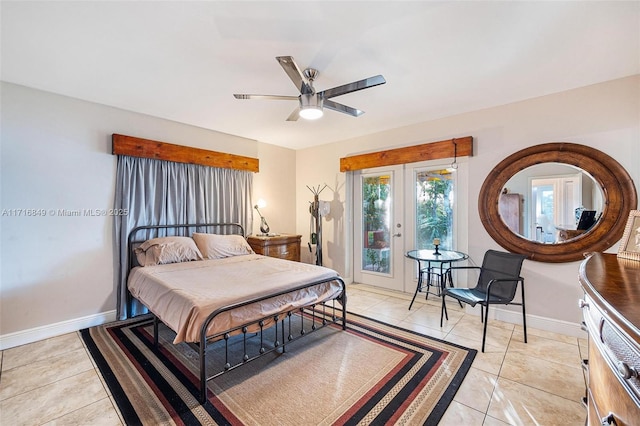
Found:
[339,136,473,172]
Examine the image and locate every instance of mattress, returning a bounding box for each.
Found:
[128,254,342,343]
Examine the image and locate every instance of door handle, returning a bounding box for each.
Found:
[393,233,402,237]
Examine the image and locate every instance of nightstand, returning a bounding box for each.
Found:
[247,234,302,262]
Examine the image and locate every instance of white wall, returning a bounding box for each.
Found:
[0,82,297,348]
[252,142,297,236]
[295,75,640,330]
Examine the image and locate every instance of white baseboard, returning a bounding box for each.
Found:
[0,310,117,350]
[466,305,587,338]
[350,283,587,339]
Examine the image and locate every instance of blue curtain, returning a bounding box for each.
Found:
[113,156,253,319]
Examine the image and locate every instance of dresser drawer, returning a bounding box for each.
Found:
[600,318,640,400]
[581,294,640,425]
[579,254,640,426]
[587,340,639,426]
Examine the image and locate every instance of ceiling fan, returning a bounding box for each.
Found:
[233,56,386,121]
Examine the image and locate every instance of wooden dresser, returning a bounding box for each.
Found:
[579,253,640,425]
[498,193,521,233]
[247,234,301,262]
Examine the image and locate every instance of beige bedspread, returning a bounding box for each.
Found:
[128,254,343,343]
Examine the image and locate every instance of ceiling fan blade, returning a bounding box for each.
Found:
[276,56,312,94]
[233,94,299,101]
[323,99,364,117]
[286,107,300,121]
[320,75,386,99]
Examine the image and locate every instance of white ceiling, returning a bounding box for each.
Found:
[2,1,639,150]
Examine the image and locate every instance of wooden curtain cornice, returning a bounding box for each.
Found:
[339,136,473,172]
[112,134,260,173]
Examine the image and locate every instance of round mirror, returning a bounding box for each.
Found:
[479,143,637,262]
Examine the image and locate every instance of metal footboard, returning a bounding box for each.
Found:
[152,277,347,403]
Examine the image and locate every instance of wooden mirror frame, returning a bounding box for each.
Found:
[479,143,637,262]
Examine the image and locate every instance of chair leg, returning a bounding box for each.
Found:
[522,305,527,344]
[424,270,431,300]
[409,286,419,310]
[521,284,527,344]
[409,273,422,310]
[440,294,449,327]
[482,303,489,352]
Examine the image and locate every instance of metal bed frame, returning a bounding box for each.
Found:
[126,223,347,403]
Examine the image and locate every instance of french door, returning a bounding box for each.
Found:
[353,166,405,291]
[530,173,582,242]
[352,163,458,293]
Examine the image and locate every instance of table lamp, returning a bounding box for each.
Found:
[254,200,270,234]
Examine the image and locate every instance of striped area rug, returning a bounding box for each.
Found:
[81,312,476,425]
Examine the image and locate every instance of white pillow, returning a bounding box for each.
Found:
[134,236,203,266]
[192,233,254,259]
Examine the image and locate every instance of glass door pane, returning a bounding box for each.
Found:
[532,182,556,243]
[415,169,455,250]
[361,174,391,273]
[530,174,582,243]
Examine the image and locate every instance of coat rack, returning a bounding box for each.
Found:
[308,184,328,266]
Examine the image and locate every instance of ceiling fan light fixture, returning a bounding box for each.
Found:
[299,107,323,120]
[299,94,324,120]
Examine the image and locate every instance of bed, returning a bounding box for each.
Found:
[125,223,346,403]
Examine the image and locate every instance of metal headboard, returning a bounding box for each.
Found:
[125,223,245,317]
[126,222,245,269]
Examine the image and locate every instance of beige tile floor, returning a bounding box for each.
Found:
[0,283,588,425]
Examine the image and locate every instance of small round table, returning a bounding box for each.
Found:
[406,249,469,310]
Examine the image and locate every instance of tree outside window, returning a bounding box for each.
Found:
[362,175,390,272]
[416,169,454,250]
